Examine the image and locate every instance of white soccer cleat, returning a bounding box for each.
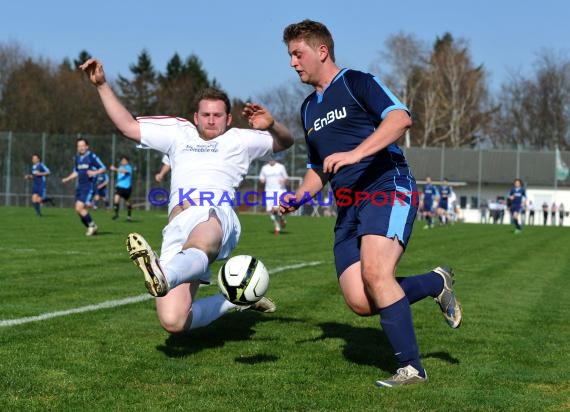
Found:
[85,224,98,236]
[433,266,462,329]
[375,365,428,388]
[235,297,277,313]
[126,232,169,297]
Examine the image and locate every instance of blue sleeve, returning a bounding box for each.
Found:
[91,154,106,170]
[344,70,409,122]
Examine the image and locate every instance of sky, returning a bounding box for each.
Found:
[1,0,568,103]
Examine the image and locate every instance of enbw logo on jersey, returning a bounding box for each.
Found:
[313,107,347,132]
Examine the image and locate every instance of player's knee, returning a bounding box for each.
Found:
[157,312,187,333]
[345,298,373,316]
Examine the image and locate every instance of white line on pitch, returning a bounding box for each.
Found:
[0,261,324,328]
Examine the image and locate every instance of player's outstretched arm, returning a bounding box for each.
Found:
[79,58,141,143]
[242,103,294,153]
[280,168,326,214]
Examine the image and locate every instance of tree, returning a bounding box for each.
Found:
[409,33,492,147]
[156,53,211,117]
[371,33,427,147]
[494,50,570,150]
[117,50,157,117]
[0,41,28,129]
[1,58,54,132]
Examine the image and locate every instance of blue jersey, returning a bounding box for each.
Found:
[437,185,453,208]
[422,183,438,211]
[31,162,50,195]
[509,187,526,209]
[73,151,106,188]
[115,164,133,189]
[300,69,410,192]
[95,173,109,188]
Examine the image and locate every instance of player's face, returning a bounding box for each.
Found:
[194,99,232,140]
[76,140,89,155]
[287,39,323,86]
[31,155,40,164]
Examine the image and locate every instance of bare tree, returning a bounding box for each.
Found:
[494,50,570,149]
[371,33,428,147]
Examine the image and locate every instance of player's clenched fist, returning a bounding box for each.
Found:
[79,58,107,87]
[279,192,298,215]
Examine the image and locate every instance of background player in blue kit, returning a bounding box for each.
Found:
[24,153,51,216]
[420,176,438,229]
[508,178,526,234]
[436,178,454,225]
[62,138,106,236]
[93,171,110,210]
[110,155,134,222]
[280,20,462,388]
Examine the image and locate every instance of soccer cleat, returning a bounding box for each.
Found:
[433,266,462,328]
[85,224,98,236]
[126,232,169,297]
[236,297,277,313]
[375,365,428,388]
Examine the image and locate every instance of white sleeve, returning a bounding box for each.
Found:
[232,128,274,161]
[259,165,267,180]
[137,116,195,154]
[280,164,289,179]
[161,154,170,166]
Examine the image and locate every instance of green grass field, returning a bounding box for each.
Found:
[0,206,569,411]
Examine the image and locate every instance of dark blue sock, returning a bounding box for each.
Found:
[515,219,521,230]
[379,297,425,377]
[80,214,93,227]
[33,202,41,216]
[397,271,444,304]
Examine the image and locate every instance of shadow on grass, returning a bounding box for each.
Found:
[298,321,459,373]
[156,312,299,361]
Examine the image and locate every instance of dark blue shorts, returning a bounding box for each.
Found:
[32,184,46,198]
[333,173,418,276]
[75,185,95,205]
[438,199,448,210]
[510,206,522,214]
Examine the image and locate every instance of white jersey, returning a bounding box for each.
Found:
[259,162,288,192]
[139,116,273,213]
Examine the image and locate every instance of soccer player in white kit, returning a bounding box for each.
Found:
[259,158,289,234]
[81,58,294,334]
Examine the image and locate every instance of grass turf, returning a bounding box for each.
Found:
[0,206,569,411]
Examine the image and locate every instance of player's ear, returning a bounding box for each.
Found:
[226,113,233,126]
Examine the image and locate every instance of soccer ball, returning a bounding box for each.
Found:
[217,255,269,305]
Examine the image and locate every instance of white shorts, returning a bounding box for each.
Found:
[159,205,241,283]
[264,190,286,212]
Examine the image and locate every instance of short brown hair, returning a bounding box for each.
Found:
[194,87,231,114]
[282,19,335,62]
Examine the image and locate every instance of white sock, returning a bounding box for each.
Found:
[164,247,209,289]
[189,293,236,330]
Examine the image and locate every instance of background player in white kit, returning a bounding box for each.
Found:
[81,58,294,334]
[259,157,289,234]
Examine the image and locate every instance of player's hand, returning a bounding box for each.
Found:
[79,58,107,86]
[242,103,274,130]
[279,193,299,215]
[323,151,361,174]
[154,173,163,183]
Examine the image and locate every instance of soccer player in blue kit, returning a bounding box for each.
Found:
[280,20,462,387]
[436,178,454,225]
[110,156,134,222]
[421,176,438,229]
[62,138,106,236]
[508,178,526,234]
[24,153,51,216]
